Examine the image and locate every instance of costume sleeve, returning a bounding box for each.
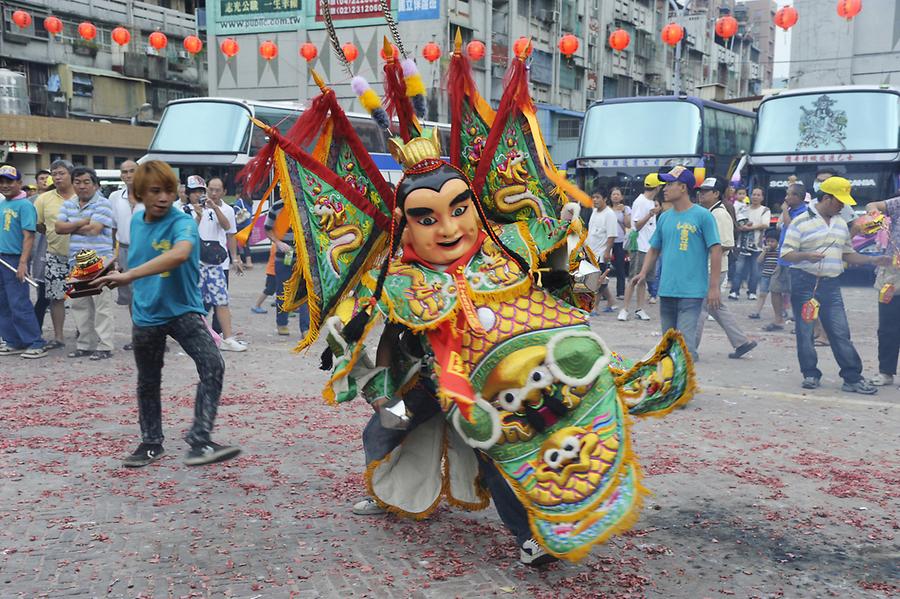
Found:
[516,213,584,263]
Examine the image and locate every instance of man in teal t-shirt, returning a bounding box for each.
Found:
[93,161,240,469]
[0,165,45,358]
[633,166,722,359]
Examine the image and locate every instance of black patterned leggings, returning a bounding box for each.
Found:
[132,312,225,446]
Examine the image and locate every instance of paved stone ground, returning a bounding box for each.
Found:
[2,266,898,599]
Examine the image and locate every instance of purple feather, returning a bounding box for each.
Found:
[350,76,370,96]
[401,58,419,78]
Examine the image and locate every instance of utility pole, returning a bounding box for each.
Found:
[669,0,692,95]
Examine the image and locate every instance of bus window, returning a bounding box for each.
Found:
[703,108,719,156]
[439,128,452,154]
[734,114,754,154]
[251,107,301,154]
[351,117,388,153]
[150,101,251,153]
[580,101,702,157]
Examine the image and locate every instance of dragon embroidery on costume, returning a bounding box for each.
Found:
[313,195,363,274]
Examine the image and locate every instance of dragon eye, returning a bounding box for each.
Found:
[496,389,524,412]
[560,436,581,457]
[543,449,563,469]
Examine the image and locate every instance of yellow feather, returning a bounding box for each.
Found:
[404,73,426,97]
[359,89,383,113]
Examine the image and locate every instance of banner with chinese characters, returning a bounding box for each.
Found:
[211,0,304,35]
[308,0,394,28]
[398,0,440,20]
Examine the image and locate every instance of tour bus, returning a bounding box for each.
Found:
[143,97,451,185]
[747,85,900,210]
[570,95,756,199]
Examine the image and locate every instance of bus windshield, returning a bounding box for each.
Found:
[580,101,702,157]
[754,91,900,154]
[150,101,251,154]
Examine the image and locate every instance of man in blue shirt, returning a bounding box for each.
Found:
[55,167,116,360]
[764,181,808,332]
[0,165,46,358]
[93,160,240,468]
[633,166,722,359]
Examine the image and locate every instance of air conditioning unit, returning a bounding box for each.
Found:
[538,9,559,22]
[177,50,189,60]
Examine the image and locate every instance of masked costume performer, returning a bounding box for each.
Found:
[240,30,696,564]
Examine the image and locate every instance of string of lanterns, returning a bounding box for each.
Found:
[6,3,865,63]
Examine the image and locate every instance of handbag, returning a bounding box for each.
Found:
[200,240,228,265]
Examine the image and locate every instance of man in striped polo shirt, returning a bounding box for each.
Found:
[55,167,116,360]
[780,176,889,394]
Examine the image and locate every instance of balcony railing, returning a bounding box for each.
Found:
[15,0,197,37]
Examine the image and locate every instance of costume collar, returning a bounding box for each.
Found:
[400,229,487,272]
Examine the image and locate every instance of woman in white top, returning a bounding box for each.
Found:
[728,187,771,300]
[609,187,632,299]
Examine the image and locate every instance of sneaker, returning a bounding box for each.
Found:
[648,296,657,304]
[616,295,625,301]
[748,313,760,319]
[0,345,27,355]
[635,309,651,321]
[352,497,386,515]
[748,293,758,300]
[727,291,739,300]
[184,442,241,466]
[122,443,165,468]
[602,305,617,313]
[276,326,290,336]
[520,538,557,567]
[842,380,878,395]
[250,306,267,314]
[707,314,715,321]
[123,343,133,351]
[763,323,784,332]
[873,373,895,386]
[617,309,629,321]
[22,346,48,359]
[801,377,820,390]
[89,350,112,360]
[728,340,757,359]
[220,337,248,352]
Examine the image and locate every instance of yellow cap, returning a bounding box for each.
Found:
[643,173,662,188]
[819,176,856,206]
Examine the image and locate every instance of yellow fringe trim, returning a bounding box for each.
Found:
[521,107,592,209]
[613,329,697,419]
[312,118,334,164]
[441,426,491,511]
[536,219,587,264]
[322,312,382,405]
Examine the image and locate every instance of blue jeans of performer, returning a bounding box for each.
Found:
[659,296,704,359]
[274,255,310,331]
[132,312,225,446]
[362,386,531,544]
[731,251,761,295]
[0,253,43,350]
[790,269,863,384]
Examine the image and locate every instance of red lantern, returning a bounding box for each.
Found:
[774,6,799,31]
[558,33,579,58]
[422,41,441,63]
[513,36,532,58]
[221,38,239,59]
[466,40,485,61]
[836,0,861,21]
[111,27,131,47]
[149,31,168,50]
[12,10,31,30]
[715,15,739,39]
[661,23,684,46]
[300,42,318,62]
[43,16,63,36]
[380,42,400,61]
[183,35,203,55]
[260,40,278,61]
[78,22,97,41]
[342,42,358,62]
[608,29,630,51]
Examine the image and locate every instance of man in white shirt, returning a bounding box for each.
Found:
[186,175,246,352]
[585,190,618,315]
[618,173,661,321]
[109,161,138,348]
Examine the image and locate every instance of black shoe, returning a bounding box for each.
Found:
[519,538,558,567]
[728,340,757,359]
[122,443,165,468]
[801,377,821,390]
[123,343,133,351]
[184,442,241,466]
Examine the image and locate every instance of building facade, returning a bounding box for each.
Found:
[207,0,767,165]
[0,0,205,179]
[789,0,900,88]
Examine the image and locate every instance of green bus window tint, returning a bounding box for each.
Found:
[580,101,702,157]
[150,102,252,153]
[754,92,900,153]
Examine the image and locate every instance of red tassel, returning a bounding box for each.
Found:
[448,52,477,168]
[470,58,529,199]
[383,59,416,143]
[236,132,279,196]
[285,90,335,149]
